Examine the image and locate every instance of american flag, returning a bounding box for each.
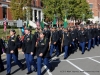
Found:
[36,19,40,28]
[4,19,7,32]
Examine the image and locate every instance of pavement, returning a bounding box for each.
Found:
[1,46,100,75]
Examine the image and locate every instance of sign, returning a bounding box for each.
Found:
[17,19,23,27]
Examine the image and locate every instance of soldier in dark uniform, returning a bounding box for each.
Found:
[62,28,71,59]
[0,38,5,72]
[22,28,37,75]
[98,25,100,44]
[36,31,53,75]
[95,25,99,46]
[78,27,86,54]
[34,28,40,39]
[70,27,76,52]
[74,26,79,50]
[86,25,92,51]
[49,27,59,57]
[58,27,63,53]
[91,25,95,48]
[6,30,24,75]
[43,27,50,40]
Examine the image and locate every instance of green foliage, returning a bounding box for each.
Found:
[10,0,32,20]
[67,0,92,20]
[42,0,68,20]
[42,0,92,21]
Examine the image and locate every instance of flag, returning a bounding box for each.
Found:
[36,19,40,28]
[53,16,56,25]
[26,20,30,28]
[56,19,58,27]
[63,15,68,28]
[40,19,44,29]
[4,19,7,32]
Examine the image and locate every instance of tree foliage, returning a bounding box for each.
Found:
[42,0,92,21]
[10,0,32,20]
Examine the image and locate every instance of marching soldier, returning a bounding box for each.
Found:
[98,25,100,44]
[0,38,5,72]
[62,28,71,59]
[49,27,59,57]
[95,25,99,46]
[70,27,76,52]
[91,25,95,48]
[58,27,63,53]
[36,31,53,75]
[78,27,86,54]
[22,28,37,75]
[43,27,51,40]
[86,25,92,51]
[6,29,24,75]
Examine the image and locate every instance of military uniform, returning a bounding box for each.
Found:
[62,31,71,59]
[78,30,86,54]
[36,38,52,75]
[22,33,37,74]
[70,30,76,51]
[6,34,24,75]
[0,39,5,72]
[50,31,59,57]
[86,28,92,51]
[91,28,95,48]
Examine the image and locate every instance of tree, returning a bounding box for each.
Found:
[10,0,32,20]
[42,0,68,21]
[42,0,92,21]
[67,0,92,21]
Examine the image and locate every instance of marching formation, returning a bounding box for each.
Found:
[0,24,100,75]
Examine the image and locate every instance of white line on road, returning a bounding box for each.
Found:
[43,64,53,75]
[67,56,100,61]
[88,57,100,64]
[51,53,64,60]
[66,60,90,75]
[50,60,66,62]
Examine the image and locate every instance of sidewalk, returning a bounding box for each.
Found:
[1,49,22,57]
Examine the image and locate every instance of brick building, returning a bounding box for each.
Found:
[87,0,100,23]
[0,0,43,25]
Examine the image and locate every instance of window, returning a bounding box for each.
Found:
[40,0,43,7]
[89,4,93,8]
[33,0,36,7]
[2,7,7,19]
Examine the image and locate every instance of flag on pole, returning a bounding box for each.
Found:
[56,19,58,27]
[53,16,56,25]
[36,19,40,28]
[26,20,30,28]
[40,19,44,29]
[63,15,68,28]
[4,19,7,32]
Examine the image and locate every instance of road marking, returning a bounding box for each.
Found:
[43,64,53,75]
[88,57,100,64]
[66,60,90,75]
[67,56,100,61]
[50,60,66,62]
[51,53,64,60]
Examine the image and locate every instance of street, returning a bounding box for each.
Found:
[1,46,100,75]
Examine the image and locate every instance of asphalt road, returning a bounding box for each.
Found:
[1,46,100,75]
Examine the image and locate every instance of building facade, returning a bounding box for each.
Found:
[0,0,43,25]
[87,0,100,23]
